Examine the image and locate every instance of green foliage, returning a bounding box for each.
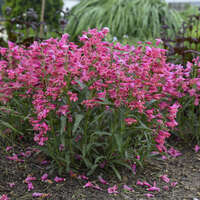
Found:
[2,0,63,37]
[66,0,182,41]
[179,4,199,20]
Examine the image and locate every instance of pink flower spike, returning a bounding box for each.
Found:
[0,194,10,200]
[8,182,15,188]
[54,176,65,182]
[145,193,154,198]
[108,185,118,194]
[160,174,170,183]
[171,182,178,187]
[136,180,144,186]
[83,181,94,188]
[143,181,151,187]
[194,145,200,153]
[98,176,108,185]
[123,185,134,192]
[41,173,48,181]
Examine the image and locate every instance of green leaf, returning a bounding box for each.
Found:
[60,115,67,135]
[0,120,23,135]
[72,114,84,134]
[111,164,121,181]
[91,131,112,137]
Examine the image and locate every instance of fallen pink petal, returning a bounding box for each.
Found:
[145,193,154,198]
[161,174,170,183]
[98,176,108,185]
[32,192,50,197]
[123,184,134,191]
[194,145,200,153]
[92,184,102,190]
[78,175,89,180]
[54,176,65,182]
[8,182,15,188]
[136,180,144,186]
[83,181,94,188]
[131,163,136,174]
[147,186,160,192]
[168,147,182,157]
[25,176,36,183]
[6,146,13,152]
[108,185,118,194]
[0,194,10,200]
[27,182,34,191]
[41,173,48,181]
[163,185,169,191]
[171,182,178,187]
[143,181,151,187]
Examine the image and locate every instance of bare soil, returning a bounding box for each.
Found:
[0,141,200,200]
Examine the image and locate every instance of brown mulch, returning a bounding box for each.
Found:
[0,143,200,200]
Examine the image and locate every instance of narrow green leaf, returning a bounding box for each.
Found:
[72,114,84,134]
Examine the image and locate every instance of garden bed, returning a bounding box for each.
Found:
[1,141,200,200]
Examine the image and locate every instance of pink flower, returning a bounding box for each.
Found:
[6,146,13,152]
[160,174,170,183]
[168,147,182,157]
[25,176,36,183]
[41,173,48,181]
[32,193,50,197]
[194,145,200,153]
[147,186,160,192]
[32,193,43,197]
[0,194,10,200]
[131,163,136,174]
[143,181,151,187]
[148,182,160,192]
[27,182,34,191]
[123,185,134,191]
[136,180,144,186]
[92,184,102,190]
[98,176,108,185]
[108,185,118,194]
[7,154,24,162]
[54,176,65,182]
[8,182,15,188]
[83,181,94,188]
[125,118,137,125]
[171,182,178,187]
[155,39,162,46]
[78,175,88,180]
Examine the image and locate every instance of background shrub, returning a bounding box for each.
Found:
[66,0,182,41]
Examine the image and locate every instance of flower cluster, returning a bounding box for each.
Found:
[1,28,200,174]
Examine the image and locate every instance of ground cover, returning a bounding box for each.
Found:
[0,139,200,200]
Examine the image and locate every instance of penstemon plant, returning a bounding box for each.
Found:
[0,28,198,179]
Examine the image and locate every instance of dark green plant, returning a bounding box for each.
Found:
[161,10,200,65]
[66,0,182,41]
[2,0,63,41]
